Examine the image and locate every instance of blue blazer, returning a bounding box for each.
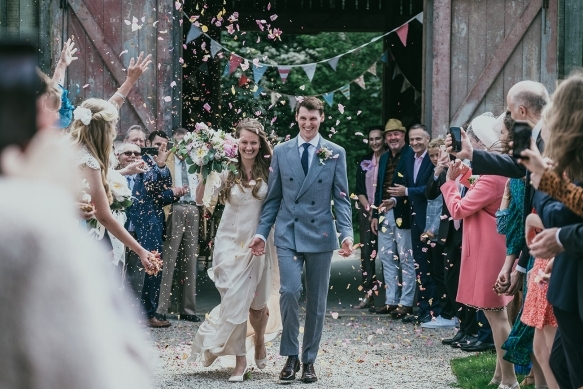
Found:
[126,155,175,252]
[374,145,412,229]
[400,151,433,232]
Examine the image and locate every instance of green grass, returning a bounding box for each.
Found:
[451,353,534,389]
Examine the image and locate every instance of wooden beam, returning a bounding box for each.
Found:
[451,0,543,126]
[430,0,451,136]
[66,0,155,129]
[541,0,558,93]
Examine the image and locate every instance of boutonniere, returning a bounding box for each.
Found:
[316,146,334,165]
[468,175,480,186]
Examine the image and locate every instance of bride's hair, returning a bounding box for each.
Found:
[220,118,272,203]
[69,98,119,204]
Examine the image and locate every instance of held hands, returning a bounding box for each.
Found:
[127,52,153,82]
[249,237,266,256]
[338,239,354,257]
[445,128,473,161]
[493,263,512,295]
[505,270,524,296]
[371,218,379,236]
[171,186,188,198]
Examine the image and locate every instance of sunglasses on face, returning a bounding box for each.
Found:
[123,151,141,157]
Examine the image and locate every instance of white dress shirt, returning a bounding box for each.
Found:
[297,133,321,169]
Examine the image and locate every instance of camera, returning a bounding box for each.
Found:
[141,147,159,156]
[448,126,462,152]
[511,122,532,159]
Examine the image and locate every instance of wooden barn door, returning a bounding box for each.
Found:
[51,0,181,135]
[427,0,558,136]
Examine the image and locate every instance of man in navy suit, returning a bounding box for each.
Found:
[127,130,187,328]
[388,124,439,324]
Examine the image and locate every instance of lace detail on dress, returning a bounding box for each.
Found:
[229,181,268,205]
[74,147,101,170]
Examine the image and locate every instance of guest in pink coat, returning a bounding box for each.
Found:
[441,114,518,389]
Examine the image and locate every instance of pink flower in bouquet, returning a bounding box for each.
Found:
[223,136,238,158]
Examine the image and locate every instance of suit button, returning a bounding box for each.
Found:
[311,201,315,205]
[295,200,298,204]
[311,219,315,223]
[295,218,298,222]
[290,178,293,181]
[318,179,322,183]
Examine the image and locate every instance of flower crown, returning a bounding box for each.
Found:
[73,106,93,125]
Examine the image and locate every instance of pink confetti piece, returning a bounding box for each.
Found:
[270,14,278,21]
[203,103,211,112]
[170,81,176,87]
[82,84,89,88]
[338,104,345,114]
[340,192,346,196]
[267,2,271,10]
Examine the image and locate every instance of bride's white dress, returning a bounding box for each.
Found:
[189,181,281,367]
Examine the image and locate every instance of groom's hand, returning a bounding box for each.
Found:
[249,237,266,256]
[338,239,353,257]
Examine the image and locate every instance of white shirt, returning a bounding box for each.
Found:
[531,120,543,142]
[297,133,321,168]
[173,156,199,202]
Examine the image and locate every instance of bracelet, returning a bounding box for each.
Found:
[502,195,510,200]
[115,91,126,101]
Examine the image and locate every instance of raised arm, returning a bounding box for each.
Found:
[109,52,152,109]
[441,175,504,220]
[52,38,78,86]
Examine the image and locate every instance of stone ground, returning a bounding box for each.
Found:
[147,251,467,388]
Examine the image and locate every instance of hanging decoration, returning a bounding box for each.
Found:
[252,64,268,84]
[396,23,409,47]
[278,66,292,83]
[354,75,366,89]
[322,91,335,107]
[339,84,351,100]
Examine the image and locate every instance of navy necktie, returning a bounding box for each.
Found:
[301,143,310,176]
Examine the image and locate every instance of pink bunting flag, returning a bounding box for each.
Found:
[354,75,366,89]
[229,54,243,75]
[367,63,377,76]
[278,66,292,83]
[396,23,409,47]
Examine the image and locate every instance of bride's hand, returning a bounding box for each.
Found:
[138,248,153,271]
[249,237,265,256]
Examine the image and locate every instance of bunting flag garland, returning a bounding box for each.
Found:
[210,40,222,57]
[301,63,317,82]
[367,63,377,76]
[253,85,264,99]
[396,23,409,47]
[186,24,202,43]
[380,50,389,64]
[322,91,335,107]
[222,61,229,77]
[339,84,351,100]
[327,56,341,71]
[238,74,248,86]
[415,13,423,23]
[252,64,268,83]
[228,54,243,75]
[354,75,366,89]
[278,66,292,83]
[401,78,412,93]
[287,95,297,112]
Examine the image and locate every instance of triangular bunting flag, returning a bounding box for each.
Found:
[340,84,350,99]
[253,86,264,99]
[414,89,421,101]
[287,95,297,112]
[328,56,341,71]
[278,66,292,83]
[222,61,229,77]
[353,47,362,56]
[355,75,366,89]
[186,24,202,44]
[380,50,389,64]
[238,74,248,86]
[210,39,222,57]
[322,91,334,107]
[198,62,209,74]
[252,64,268,84]
[229,54,243,75]
[396,24,409,47]
[392,64,401,80]
[401,78,411,93]
[415,12,423,23]
[301,63,317,82]
[367,63,377,76]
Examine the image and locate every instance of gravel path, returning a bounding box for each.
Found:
[149,315,465,388]
[148,251,467,388]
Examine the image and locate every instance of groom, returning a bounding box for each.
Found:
[250,97,353,383]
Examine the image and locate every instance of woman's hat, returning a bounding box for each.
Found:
[384,118,406,133]
[467,113,500,150]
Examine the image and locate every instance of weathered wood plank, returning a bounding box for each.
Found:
[0,0,7,36]
[541,0,558,92]
[85,0,105,100]
[431,0,452,135]
[522,12,541,81]
[483,0,506,114]
[156,0,174,133]
[66,0,155,129]
[448,0,468,126]
[467,0,487,117]
[5,0,19,38]
[102,0,123,113]
[140,0,157,116]
[502,0,526,105]
[67,10,87,103]
[422,0,433,128]
[450,0,542,126]
[19,0,37,42]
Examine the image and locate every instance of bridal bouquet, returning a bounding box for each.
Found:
[107,169,134,211]
[173,122,239,207]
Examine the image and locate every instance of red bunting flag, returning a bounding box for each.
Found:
[396,24,409,47]
[278,66,291,83]
[229,54,243,75]
[238,74,248,86]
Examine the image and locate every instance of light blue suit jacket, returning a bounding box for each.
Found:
[256,135,353,252]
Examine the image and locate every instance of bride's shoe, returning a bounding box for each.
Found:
[255,345,267,369]
[228,367,248,382]
[497,383,519,389]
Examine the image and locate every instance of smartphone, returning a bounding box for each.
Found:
[448,127,462,152]
[0,42,39,153]
[141,147,159,156]
[167,141,174,150]
[512,122,532,159]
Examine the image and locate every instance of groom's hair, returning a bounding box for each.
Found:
[295,96,324,116]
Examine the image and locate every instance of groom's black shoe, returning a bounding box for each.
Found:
[279,356,300,381]
[301,363,318,383]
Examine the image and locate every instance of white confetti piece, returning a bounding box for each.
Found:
[163,96,171,102]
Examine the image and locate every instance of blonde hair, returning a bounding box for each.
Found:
[428,137,445,149]
[69,98,119,203]
[544,71,583,181]
[220,118,272,203]
[36,69,61,112]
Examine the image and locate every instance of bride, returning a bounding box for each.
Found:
[189,119,280,382]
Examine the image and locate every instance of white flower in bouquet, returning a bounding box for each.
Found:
[107,169,133,211]
[189,143,210,165]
